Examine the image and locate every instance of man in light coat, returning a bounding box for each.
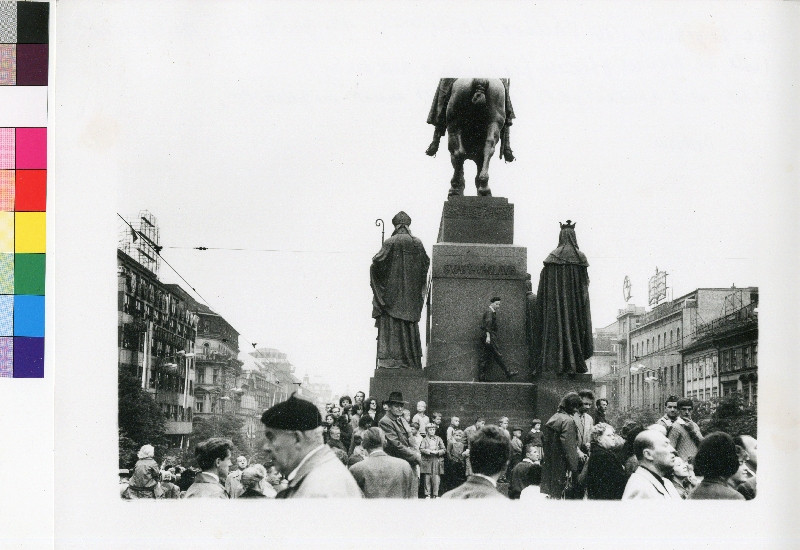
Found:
[622,429,682,499]
[224,455,248,498]
[184,438,233,499]
[261,393,363,499]
[349,427,416,498]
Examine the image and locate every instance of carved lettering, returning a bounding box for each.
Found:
[440,264,518,278]
[443,205,513,221]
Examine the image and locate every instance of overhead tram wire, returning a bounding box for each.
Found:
[116,213,269,357]
[163,245,365,254]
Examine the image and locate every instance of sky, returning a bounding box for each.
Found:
[98,1,794,396]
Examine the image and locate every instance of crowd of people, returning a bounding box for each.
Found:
[120,389,757,501]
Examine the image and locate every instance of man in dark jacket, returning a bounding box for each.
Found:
[540,392,582,499]
[378,390,421,494]
[509,443,541,499]
[479,297,518,381]
[441,425,510,499]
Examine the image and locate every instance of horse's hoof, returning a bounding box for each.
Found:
[448,188,464,197]
[477,187,492,197]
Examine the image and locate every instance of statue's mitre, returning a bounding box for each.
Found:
[559,220,576,229]
[392,211,412,226]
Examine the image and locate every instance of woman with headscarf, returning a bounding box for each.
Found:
[688,432,745,500]
[123,444,162,499]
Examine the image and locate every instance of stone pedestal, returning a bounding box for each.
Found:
[428,381,537,429]
[426,196,531,383]
[534,373,594,420]
[369,368,428,410]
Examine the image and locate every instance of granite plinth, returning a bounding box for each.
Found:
[428,381,538,428]
[369,368,428,409]
[426,243,530,383]
[534,373,594,419]
[438,196,514,244]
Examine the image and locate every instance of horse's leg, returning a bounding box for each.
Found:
[476,122,502,196]
[448,129,466,196]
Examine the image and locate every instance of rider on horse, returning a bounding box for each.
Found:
[425,78,516,162]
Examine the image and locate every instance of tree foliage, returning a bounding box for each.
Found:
[118,370,168,466]
[692,393,757,438]
[188,413,249,464]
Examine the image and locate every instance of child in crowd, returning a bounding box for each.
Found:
[412,401,430,433]
[419,421,446,498]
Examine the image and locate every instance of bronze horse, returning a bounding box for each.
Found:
[446,78,508,197]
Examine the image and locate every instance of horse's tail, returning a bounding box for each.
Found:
[471,78,489,105]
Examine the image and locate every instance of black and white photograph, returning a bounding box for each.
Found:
[3,0,798,548]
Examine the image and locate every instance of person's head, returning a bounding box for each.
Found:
[512,428,523,439]
[524,443,540,462]
[160,471,174,484]
[596,398,608,413]
[469,425,511,477]
[387,392,406,416]
[325,403,333,413]
[693,432,740,480]
[633,429,676,476]
[559,392,584,415]
[330,406,341,419]
[339,395,352,410]
[433,412,442,425]
[236,455,248,470]
[474,416,486,429]
[578,390,595,414]
[416,401,427,414]
[590,422,618,450]
[402,409,411,421]
[677,398,693,420]
[410,422,419,436]
[358,413,375,431]
[351,434,363,449]
[647,424,668,437]
[489,296,501,310]
[382,402,389,412]
[620,421,645,444]
[195,438,234,478]
[664,396,680,420]
[426,423,437,437]
[451,416,460,428]
[499,416,509,430]
[361,427,385,453]
[260,394,324,477]
[733,435,757,468]
[453,429,465,443]
[324,414,334,426]
[240,465,265,491]
[137,444,155,460]
[671,456,690,480]
[329,425,341,440]
[266,465,281,486]
[531,419,542,431]
[354,391,365,405]
[365,396,378,412]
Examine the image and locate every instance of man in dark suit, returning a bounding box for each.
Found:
[509,443,541,499]
[378,391,421,493]
[479,296,519,381]
[349,427,416,498]
[441,425,510,499]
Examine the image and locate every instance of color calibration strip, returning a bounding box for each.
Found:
[0,1,48,378]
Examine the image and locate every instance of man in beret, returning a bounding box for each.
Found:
[260,393,362,498]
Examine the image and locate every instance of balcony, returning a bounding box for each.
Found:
[164,421,192,435]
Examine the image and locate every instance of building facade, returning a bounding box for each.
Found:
[605,287,757,413]
[117,250,198,449]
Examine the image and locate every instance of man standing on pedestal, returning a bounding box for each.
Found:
[479,296,518,381]
[370,212,430,370]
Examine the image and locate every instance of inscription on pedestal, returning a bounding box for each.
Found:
[443,203,514,221]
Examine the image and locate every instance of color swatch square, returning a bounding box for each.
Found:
[0,44,15,85]
[13,336,43,377]
[15,127,45,168]
[0,336,11,377]
[16,2,48,45]
[15,43,46,85]
[14,253,42,295]
[0,127,13,169]
[0,252,12,293]
[13,294,42,336]
[0,2,16,44]
[14,169,44,210]
[0,294,12,335]
[0,210,12,252]
[14,211,44,252]
[0,169,12,210]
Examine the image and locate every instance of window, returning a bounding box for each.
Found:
[213,369,219,384]
[676,328,680,342]
[196,401,204,413]
[731,349,738,371]
[753,344,757,367]
[743,346,750,369]
[658,335,661,349]
[670,330,673,344]
[197,369,205,384]
[752,382,758,405]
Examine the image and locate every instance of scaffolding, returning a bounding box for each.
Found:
[118,210,161,276]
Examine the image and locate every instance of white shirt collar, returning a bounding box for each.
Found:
[287,444,326,482]
[472,473,497,487]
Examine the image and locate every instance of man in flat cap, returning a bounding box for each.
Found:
[370,211,430,370]
[260,393,363,498]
